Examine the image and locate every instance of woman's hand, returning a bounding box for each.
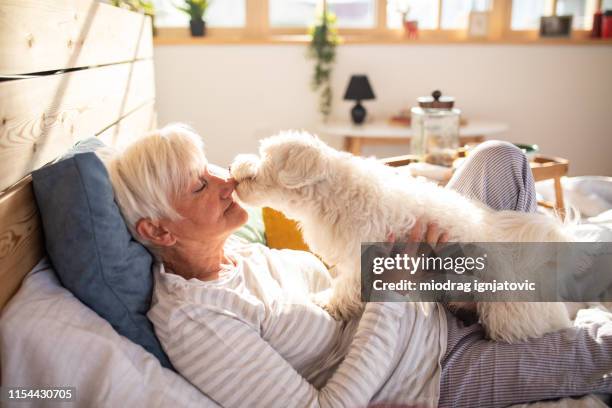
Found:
[409,220,449,247]
[387,220,449,247]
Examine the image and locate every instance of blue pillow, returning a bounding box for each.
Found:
[32,152,173,370]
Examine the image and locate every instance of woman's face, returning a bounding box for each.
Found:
[164,163,248,244]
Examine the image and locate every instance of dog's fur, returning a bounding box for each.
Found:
[230,131,574,343]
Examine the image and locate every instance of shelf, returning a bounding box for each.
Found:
[154,34,612,46]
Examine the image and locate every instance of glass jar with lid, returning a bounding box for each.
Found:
[410,90,461,167]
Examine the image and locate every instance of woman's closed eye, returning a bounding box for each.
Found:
[193,177,208,193]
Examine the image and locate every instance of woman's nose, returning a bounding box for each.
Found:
[219,177,236,199]
[225,177,237,190]
[207,164,237,197]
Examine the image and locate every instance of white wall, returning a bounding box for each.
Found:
[154,44,612,176]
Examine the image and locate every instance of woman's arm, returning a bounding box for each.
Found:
[168,302,405,408]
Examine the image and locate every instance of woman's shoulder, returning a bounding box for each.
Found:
[150,261,243,306]
[150,263,265,331]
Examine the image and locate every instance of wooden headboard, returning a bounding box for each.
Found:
[0,0,157,312]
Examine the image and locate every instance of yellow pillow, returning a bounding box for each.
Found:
[262,207,310,251]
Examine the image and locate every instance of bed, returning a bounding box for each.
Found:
[0,1,190,405]
[0,1,610,407]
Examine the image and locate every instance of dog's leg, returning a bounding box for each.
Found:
[478,302,571,343]
[311,264,365,321]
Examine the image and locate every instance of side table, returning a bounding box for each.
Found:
[382,154,569,215]
[320,120,509,156]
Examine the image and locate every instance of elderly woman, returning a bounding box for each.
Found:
[108,124,612,408]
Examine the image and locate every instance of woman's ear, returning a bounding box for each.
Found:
[135,218,177,247]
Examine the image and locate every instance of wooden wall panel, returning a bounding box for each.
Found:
[0,0,153,75]
[0,59,155,191]
[0,102,158,312]
[0,177,43,312]
[98,101,157,149]
[0,0,157,314]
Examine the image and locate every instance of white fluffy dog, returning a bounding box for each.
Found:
[230,131,574,343]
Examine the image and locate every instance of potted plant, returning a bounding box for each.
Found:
[307,7,339,120]
[175,0,212,37]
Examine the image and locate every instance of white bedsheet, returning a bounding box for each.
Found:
[1,257,609,408]
[537,176,612,219]
[0,258,219,408]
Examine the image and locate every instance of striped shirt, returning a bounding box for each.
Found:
[148,237,447,407]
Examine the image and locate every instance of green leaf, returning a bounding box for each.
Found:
[306,7,338,119]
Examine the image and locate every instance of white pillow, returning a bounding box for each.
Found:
[536,176,612,218]
[0,258,219,408]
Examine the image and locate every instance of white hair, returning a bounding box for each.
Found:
[107,123,206,244]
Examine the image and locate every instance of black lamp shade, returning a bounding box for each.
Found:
[343,75,375,101]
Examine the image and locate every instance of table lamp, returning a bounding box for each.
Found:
[343,75,375,125]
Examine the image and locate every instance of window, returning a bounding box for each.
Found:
[329,0,376,28]
[269,0,375,28]
[386,0,491,30]
[556,0,598,29]
[511,0,553,30]
[386,0,439,29]
[511,0,599,30]
[441,0,491,29]
[269,0,316,27]
[154,0,245,28]
[151,0,607,43]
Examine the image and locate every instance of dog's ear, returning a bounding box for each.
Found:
[277,143,328,189]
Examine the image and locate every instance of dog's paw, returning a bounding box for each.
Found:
[230,154,260,182]
[311,290,345,320]
[311,289,333,311]
[311,290,364,321]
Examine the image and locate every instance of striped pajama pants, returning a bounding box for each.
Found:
[438,141,612,408]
